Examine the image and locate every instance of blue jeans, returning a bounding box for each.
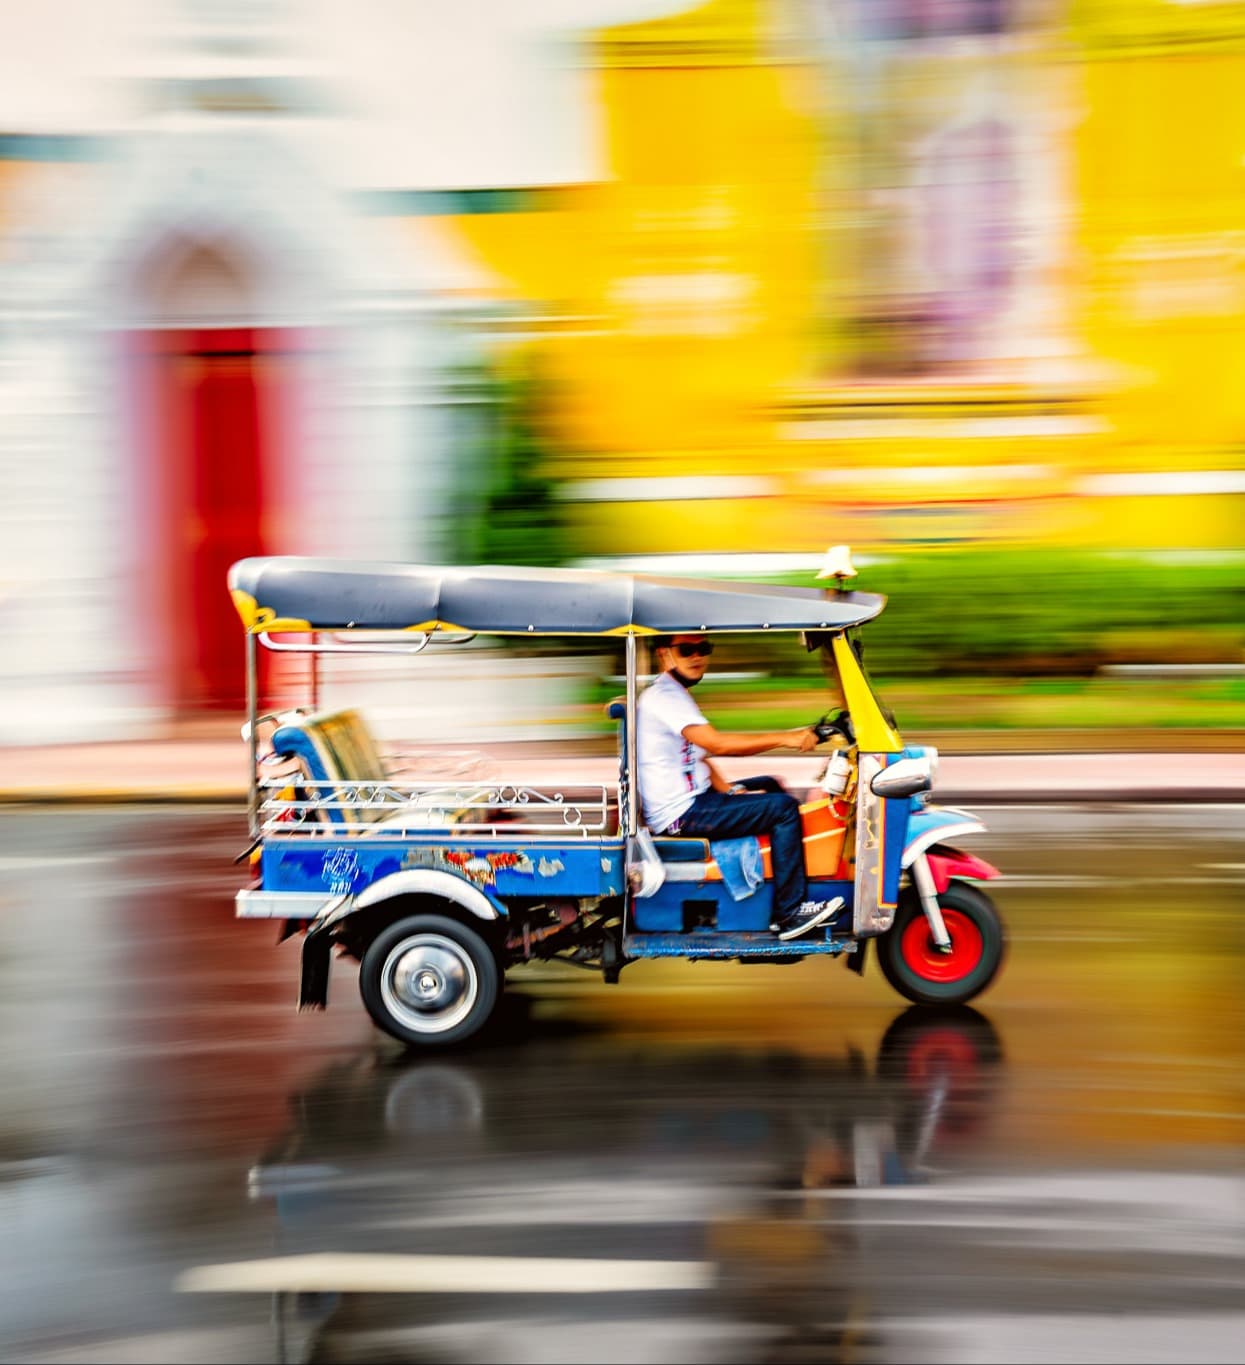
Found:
[668,776,805,920]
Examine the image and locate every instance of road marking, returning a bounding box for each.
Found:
[178,1253,714,1295]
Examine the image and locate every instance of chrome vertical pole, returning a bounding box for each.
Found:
[625,633,638,837]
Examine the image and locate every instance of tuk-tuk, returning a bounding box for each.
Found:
[229,553,1005,1047]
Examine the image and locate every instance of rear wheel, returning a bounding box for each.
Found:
[877,882,1004,1006]
[359,914,500,1047]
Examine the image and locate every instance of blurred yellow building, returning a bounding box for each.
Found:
[0,0,1242,733]
[446,0,1245,557]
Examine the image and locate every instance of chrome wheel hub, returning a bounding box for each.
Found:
[381,934,478,1034]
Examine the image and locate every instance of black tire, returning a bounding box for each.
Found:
[359,913,500,1048]
[877,882,1005,1007]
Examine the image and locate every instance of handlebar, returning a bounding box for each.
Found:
[812,710,855,746]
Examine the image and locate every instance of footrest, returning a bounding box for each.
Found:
[623,931,855,960]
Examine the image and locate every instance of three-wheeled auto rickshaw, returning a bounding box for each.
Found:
[229,554,1005,1047]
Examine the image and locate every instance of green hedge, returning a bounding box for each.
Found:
[738,549,1245,678]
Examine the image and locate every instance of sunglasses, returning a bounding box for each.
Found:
[674,641,714,658]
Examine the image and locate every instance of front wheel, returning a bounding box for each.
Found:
[359,914,500,1048]
[877,882,1005,1006]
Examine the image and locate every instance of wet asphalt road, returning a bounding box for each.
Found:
[0,805,1242,1365]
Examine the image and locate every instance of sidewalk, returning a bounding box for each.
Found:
[2,730,1242,804]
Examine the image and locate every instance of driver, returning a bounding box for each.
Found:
[637,634,842,940]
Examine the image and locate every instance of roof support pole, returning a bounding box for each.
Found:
[625,633,638,837]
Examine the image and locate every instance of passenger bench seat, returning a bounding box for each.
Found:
[268,708,393,829]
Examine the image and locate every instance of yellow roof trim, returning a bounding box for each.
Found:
[253,614,315,634]
[230,589,261,630]
[233,592,312,634]
[405,620,470,634]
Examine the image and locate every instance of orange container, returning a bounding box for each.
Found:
[799,797,848,877]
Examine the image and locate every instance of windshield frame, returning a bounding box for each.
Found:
[826,632,903,753]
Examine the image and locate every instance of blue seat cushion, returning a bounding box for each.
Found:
[651,837,711,862]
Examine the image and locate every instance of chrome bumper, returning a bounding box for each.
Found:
[235,889,340,920]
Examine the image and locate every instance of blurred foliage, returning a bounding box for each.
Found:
[661,675,1245,732]
[447,351,572,570]
[578,548,1245,731]
[738,549,1245,680]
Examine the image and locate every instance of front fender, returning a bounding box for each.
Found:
[902,805,987,868]
[925,846,1000,894]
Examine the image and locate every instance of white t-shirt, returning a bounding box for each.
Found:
[637,670,711,832]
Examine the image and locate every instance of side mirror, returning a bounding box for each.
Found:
[871,755,934,799]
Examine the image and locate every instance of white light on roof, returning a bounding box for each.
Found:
[816,545,858,581]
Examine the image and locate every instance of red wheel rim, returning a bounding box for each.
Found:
[899,907,984,983]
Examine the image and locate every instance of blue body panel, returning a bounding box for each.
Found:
[881,795,912,907]
[264,836,626,906]
[631,880,853,935]
[632,881,773,932]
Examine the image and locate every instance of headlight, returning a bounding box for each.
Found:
[870,753,934,799]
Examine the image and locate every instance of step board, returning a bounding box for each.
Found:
[623,931,857,960]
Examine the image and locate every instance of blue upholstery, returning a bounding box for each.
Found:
[651,837,711,861]
[269,708,391,827]
[608,700,629,837]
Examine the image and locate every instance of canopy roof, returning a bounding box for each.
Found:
[228,556,886,637]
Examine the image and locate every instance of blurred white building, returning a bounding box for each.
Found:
[0,0,688,740]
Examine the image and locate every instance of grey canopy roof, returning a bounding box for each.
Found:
[228,556,885,636]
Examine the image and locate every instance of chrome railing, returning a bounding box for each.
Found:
[257,779,617,838]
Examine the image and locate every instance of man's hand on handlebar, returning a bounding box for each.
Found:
[812,710,855,745]
[786,727,820,752]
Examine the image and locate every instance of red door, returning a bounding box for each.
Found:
[132,328,290,711]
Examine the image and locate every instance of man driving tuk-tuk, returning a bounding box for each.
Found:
[638,633,840,940]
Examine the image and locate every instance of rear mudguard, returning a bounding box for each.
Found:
[298,869,505,1011]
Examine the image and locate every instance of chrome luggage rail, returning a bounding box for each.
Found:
[257,779,616,838]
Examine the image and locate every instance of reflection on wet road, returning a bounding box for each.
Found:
[0,806,1242,1363]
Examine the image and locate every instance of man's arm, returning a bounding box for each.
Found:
[683,723,818,757]
[705,757,733,792]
